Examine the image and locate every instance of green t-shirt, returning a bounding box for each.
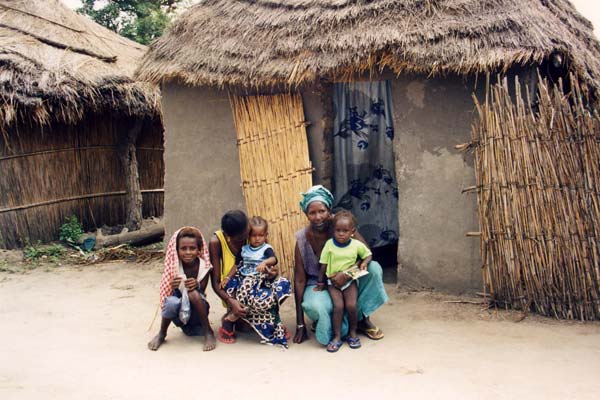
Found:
[319,238,372,277]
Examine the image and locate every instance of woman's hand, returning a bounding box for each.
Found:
[229,298,247,318]
[264,265,278,278]
[330,272,351,289]
[293,326,308,344]
[184,277,198,291]
[313,283,325,292]
[170,275,183,290]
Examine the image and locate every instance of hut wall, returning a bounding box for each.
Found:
[160,83,245,238]
[391,74,483,293]
[137,118,165,218]
[0,114,164,249]
[301,83,334,189]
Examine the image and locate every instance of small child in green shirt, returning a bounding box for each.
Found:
[315,210,372,352]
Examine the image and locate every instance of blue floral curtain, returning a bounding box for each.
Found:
[332,81,399,248]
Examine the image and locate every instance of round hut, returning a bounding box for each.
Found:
[136,0,600,295]
[0,0,164,249]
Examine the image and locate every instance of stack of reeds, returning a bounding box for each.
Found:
[471,74,600,320]
[230,93,313,279]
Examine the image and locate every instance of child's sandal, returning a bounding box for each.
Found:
[326,340,343,353]
[217,327,236,344]
[347,336,362,349]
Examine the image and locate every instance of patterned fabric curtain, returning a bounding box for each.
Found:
[332,81,399,248]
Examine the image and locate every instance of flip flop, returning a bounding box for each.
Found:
[326,340,343,353]
[347,336,362,349]
[217,326,236,344]
[360,326,384,340]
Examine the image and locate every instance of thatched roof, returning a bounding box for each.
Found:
[0,0,161,128]
[137,0,600,89]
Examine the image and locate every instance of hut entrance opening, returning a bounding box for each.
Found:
[230,93,313,279]
[331,81,399,280]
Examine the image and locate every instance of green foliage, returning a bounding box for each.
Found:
[59,215,84,244]
[24,242,66,264]
[77,0,184,45]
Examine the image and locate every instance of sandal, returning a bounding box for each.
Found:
[326,340,343,353]
[347,336,362,349]
[360,326,384,340]
[217,326,236,344]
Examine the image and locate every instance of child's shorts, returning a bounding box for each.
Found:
[327,278,353,291]
[162,288,209,336]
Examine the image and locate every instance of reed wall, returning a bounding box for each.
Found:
[0,114,164,248]
[230,93,313,279]
[472,76,600,320]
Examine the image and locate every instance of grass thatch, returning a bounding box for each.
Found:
[0,0,161,130]
[137,0,600,90]
[471,74,600,320]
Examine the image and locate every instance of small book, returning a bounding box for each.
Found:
[344,265,369,280]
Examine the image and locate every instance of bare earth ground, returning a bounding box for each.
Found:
[1,261,600,400]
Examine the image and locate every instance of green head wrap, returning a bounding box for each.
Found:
[299,185,334,212]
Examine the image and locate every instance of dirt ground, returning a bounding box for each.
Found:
[1,261,600,400]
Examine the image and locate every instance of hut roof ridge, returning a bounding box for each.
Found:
[136,0,600,89]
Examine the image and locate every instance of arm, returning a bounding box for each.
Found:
[314,263,327,291]
[209,235,247,317]
[359,255,373,271]
[357,241,373,271]
[221,263,238,288]
[259,255,278,277]
[293,242,308,344]
[257,247,278,277]
[198,272,210,293]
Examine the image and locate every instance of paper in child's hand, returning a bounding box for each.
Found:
[344,265,369,280]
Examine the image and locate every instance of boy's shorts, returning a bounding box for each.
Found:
[162,288,209,336]
[327,278,354,291]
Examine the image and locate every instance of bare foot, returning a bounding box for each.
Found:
[147,334,166,351]
[203,331,216,351]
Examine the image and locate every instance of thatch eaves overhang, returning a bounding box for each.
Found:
[0,0,161,129]
[136,0,600,90]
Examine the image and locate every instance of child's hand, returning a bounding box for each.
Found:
[170,275,183,289]
[184,277,198,291]
[330,272,351,289]
[256,262,268,273]
[359,262,368,271]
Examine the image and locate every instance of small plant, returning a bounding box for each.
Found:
[59,215,84,244]
[0,259,11,273]
[24,242,65,263]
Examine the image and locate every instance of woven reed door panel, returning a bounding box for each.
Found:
[230,93,313,279]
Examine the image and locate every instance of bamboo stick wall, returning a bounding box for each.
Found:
[471,75,600,320]
[0,114,164,248]
[230,93,313,279]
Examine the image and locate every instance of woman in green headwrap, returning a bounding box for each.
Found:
[293,185,388,346]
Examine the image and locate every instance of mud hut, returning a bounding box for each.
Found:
[137,0,600,292]
[0,0,164,249]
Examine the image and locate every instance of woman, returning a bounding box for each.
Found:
[209,210,290,346]
[293,185,388,345]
